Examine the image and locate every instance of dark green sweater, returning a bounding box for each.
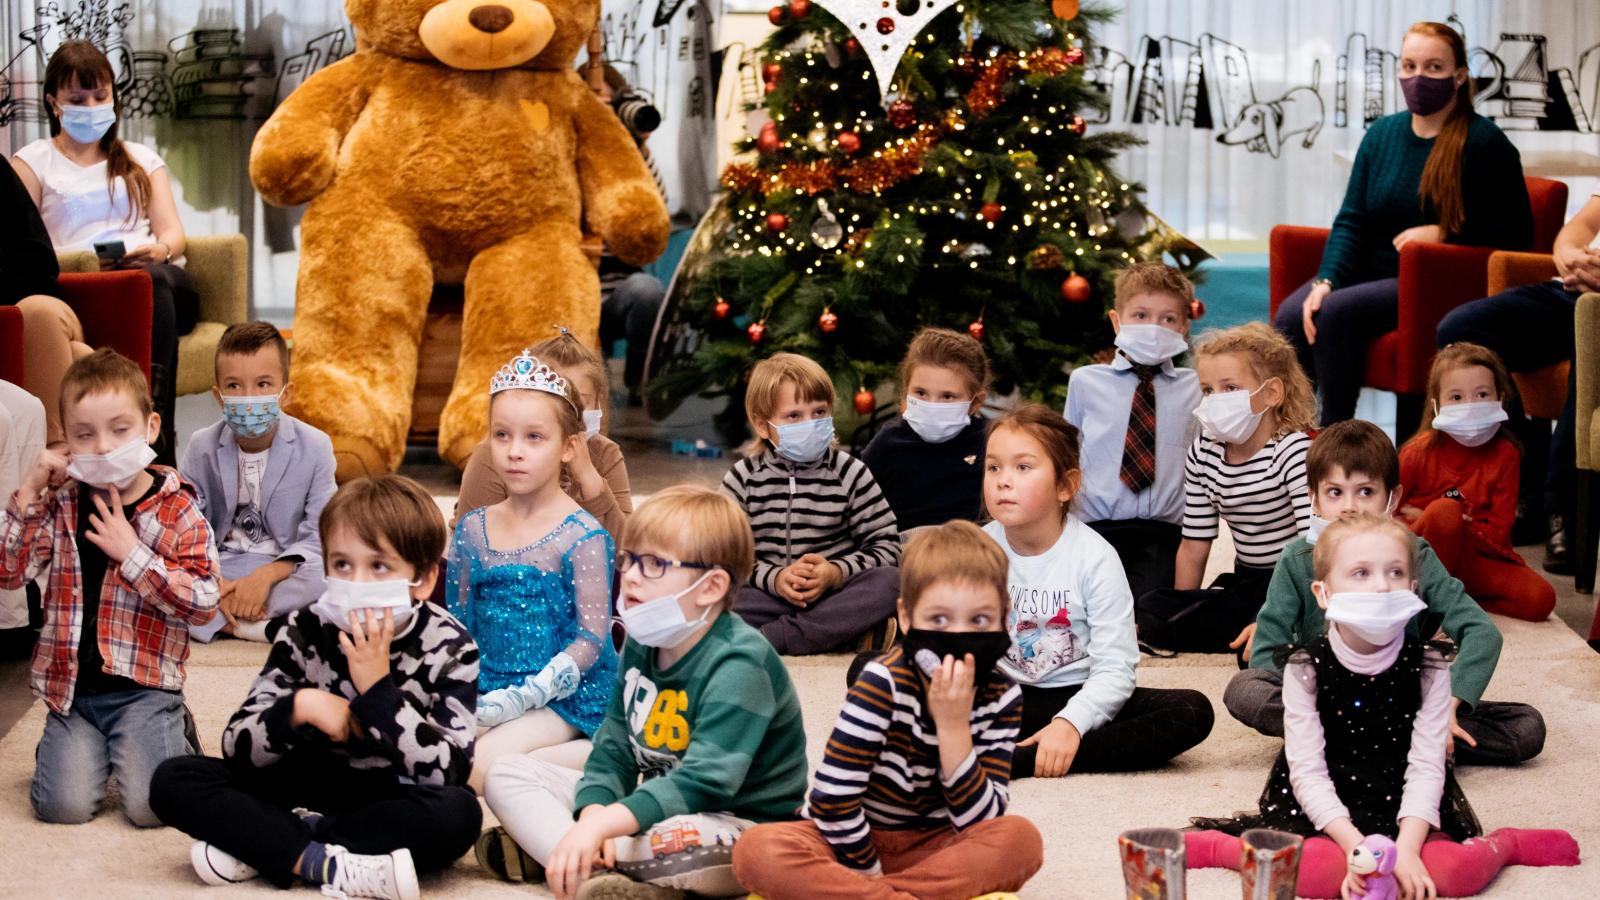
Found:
[1318,111,1532,287]
[1248,534,1503,708]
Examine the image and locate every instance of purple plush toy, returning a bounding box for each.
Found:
[1348,834,1399,900]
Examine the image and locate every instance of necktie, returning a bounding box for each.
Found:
[1119,364,1161,493]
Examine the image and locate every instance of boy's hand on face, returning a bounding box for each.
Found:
[1018,717,1081,777]
[927,652,978,732]
[293,688,356,742]
[339,609,395,694]
[21,447,70,498]
[85,487,140,563]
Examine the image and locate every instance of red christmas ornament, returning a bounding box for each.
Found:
[788,0,810,17]
[978,202,1003,223]
[955,53,978,76]
[767,5,786,25]
[836,131,861,154]
[887,99,916,129]
[1069,114,1088,135]
[1052,0,1080,20]
[1190,297,1207,320]
[876,17,895,35]
[1061,273,1092,303]
[818,309,839,332]
[853,386,875,414]
[765,212,789,233]
[757,121,781,154]
[1065,46,1085,66]
[967,319,985,341]
[747,321,767,343]
[763,62,782,82]
[764,79,778,94]
[714,298,731,320]
[845,37,860,55]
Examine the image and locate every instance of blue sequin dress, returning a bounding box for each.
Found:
[447,507,618,736]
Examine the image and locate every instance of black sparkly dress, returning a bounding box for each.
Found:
[1196,634,1481,841]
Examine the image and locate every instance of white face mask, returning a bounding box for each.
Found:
[1193,382,1271,444]
[310,577,419,633]
[67,436,156,491]
[902,397,971,444]
[618,571,714,648]
[1431,400,1507,448]
[1305,513,1330,545]
[583,408,603,438]
[1322,588,1425,646]
[771,417,835,463]
[1115,323,1189,366]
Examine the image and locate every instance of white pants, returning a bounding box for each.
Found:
[0,381,45,629]
[484,756,753,896]
[468,708,589,793]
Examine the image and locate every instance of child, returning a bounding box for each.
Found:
[982,405,1213,778]
[1136,322,1317,654]
[724,352,901,654]
[456,327,633,537]
[150,475,481,900]
[450,349,619,791]
[479,485,808,899]
[1064,261,1201,599]
[861,327,990,531]
[0,379,46,658]
[182,321,337,643]
[1400,342,1556,621]
[0,348,218,826]
[1185,514,1579,899]
[1230,419,1546,767]
[733,521,1044,899]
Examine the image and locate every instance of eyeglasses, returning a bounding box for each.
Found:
[614,550,713,580]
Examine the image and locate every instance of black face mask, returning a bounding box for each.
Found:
[901,628,1013,678]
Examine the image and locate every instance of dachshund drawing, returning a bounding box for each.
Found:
[1217,61,1324,157]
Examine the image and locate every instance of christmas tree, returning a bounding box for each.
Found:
[649,0,1188,441]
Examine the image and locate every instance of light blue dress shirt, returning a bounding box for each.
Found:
[1063,354,1200,525]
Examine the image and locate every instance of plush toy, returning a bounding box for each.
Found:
[1348,834,1399,900]
[251,0,669,479]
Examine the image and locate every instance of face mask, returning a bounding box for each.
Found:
[1431,400,1507,448]
[1305,513,1330,545]
[310,577,419,633]
[903,397,971,444]
[67,436,156,491]
[1192,382,1271,444]
[1115,324,1189,366]
[1323,588,1425,646]
[902,628,1013,678]
[1399,74,1458,117]
[618,571,714,648]
[770,416,834,463]
[59,103,118,144]
[221,392,283,440]
[582,408,602,439]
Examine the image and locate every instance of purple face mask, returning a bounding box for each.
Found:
[1399,73,1458,116]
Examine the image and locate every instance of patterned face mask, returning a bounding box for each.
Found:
[221,391,283,439]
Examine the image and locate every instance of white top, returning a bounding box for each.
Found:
[222,449,281,556]
[983,515,1138,736]
[1064,356,1201,524]
[13,138,167,256]
[1182,431,1312,568]
[1590,191,1600,250]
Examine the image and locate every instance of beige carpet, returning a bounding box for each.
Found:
[0,612,1594,899]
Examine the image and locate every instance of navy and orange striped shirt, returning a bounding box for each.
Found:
[805,645,1021,873]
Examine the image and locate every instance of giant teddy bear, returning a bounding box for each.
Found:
[251,0,669,480]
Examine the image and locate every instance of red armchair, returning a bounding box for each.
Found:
[0,306,21,385]
[1269,176,1569,437]
[0,270,155,393]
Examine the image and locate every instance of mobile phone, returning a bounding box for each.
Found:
[93,239,125,267]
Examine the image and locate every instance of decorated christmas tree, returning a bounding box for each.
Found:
[649,0,1191,440]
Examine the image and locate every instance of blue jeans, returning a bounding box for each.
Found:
[32,688,192,826]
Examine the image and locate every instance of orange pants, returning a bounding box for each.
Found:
[732,816,1043,900]
[1413,498,1555,622]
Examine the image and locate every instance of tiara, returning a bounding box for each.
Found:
[489,349,570,398]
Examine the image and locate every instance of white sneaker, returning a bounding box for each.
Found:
[318,845,419,900]
[190,841,259,885]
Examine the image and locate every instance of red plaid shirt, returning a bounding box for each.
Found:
[0,466,219,714]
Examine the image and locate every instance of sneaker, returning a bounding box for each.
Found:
[575,872,685,900]
[475,826,543,883]
[853,616,898,653]
[190,841,259,885]
[319,845,419,900]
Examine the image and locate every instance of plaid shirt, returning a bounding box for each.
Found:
[0,466,219,714]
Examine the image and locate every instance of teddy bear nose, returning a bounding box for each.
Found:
[468,4,514,33]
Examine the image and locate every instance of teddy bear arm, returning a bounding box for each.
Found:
[572,89,670,266]
[250,56,377,207]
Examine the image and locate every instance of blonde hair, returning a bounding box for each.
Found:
[898,327,991,399]
[621,485,754,610]
[900,520,1011,617]
[529,327,610,432]
[744,352,835,426]
[1312,512,1418,583]
[60,347,152,424]
[1410,341,1517,449]
[1192,323,1316,436]
[1113,261,1195,316]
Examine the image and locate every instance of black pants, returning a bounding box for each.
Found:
[1272,277,1400,425]
[599,271,665,394]
[149,752,481,888]
[1135,565,1276,654]
[1011,683,1214,778]
[1086,519,1181,600]
[144,262,198,466]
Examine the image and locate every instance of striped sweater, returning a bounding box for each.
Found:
[1182,431,1312,568]
[805,646,1022,873]
[721,447,900,593]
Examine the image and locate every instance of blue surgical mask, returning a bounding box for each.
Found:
[770,416,835,463]
[60,103,118,144]
[221,392,283,439]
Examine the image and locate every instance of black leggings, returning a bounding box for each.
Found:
[1135,565,1276,654]
[144,263,197,466]
[1011,682,1214,778]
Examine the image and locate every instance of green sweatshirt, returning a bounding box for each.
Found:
[574,612,808,830]
[1249,535,1503,708]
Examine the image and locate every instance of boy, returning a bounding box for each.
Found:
[724,352,901,654]
[1064,261,1200,599]
[149,475,481,900]
[733,521,1043,899]
[0,348,218,826]
[479,485,808,900]
[182,321,336,642]
[1229,419,1546,766]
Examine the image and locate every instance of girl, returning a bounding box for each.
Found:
[12,40,197,461]
[1185,514,1577,899]
[1136,322,1316,654]
[456,327,633,537]
[861,327,991,532]
[449,349,619,792]
[982,404,1213,778]
[1399,343,1555,621]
